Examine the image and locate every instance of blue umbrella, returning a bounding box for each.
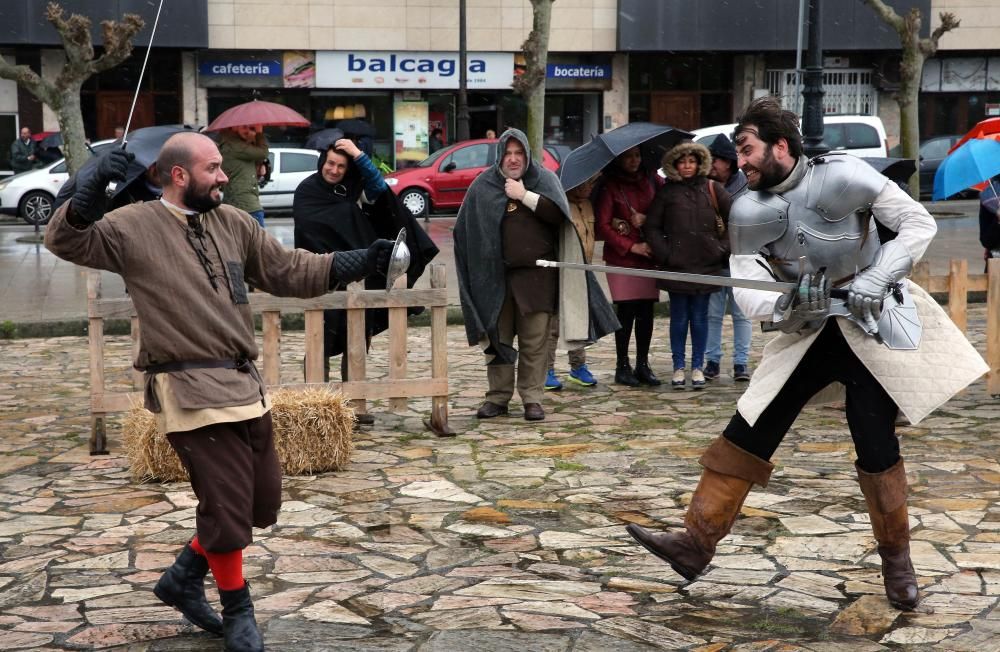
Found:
[932,138,1000,201]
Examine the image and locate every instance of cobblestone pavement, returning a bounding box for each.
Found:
[1,310,998,651]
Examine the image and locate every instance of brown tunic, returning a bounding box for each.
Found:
[501,195,562,314]
[45,200,333,412]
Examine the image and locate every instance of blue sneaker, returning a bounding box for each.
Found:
[568,364,597,387]
[544,368,563,391]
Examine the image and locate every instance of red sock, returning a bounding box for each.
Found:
[203,549,244,591]
[189,537,207,557]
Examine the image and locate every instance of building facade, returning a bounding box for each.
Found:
[1,0,999,172]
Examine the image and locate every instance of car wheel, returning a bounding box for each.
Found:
[19,190,54,226]
[399,188,429,219]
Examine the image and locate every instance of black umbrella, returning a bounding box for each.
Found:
[37,132,63,149]
[121,124,200,168]
[304,128,345,151]
[559,122,693,191]
[861,157,917,186]
[335,119,376,138]
[53,152,150,211]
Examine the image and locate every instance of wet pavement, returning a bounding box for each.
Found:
[0,305,998,650]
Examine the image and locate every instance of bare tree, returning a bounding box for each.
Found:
[862,0,959,198]
[0,3,144,174]
[512,0,555,161]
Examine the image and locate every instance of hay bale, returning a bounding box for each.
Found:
[123,387,355,483]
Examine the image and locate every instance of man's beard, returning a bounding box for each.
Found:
[743,146,787,190]
[183,179,222,213]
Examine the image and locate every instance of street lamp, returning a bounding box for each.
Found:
[456,0,470,142]
[801,0,828,156]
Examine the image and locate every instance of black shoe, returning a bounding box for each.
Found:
[733,364,751,382]
[476,401,509,419]
[219,583,264,652]
[704,360,720,380]
[355,412,375,425]
[634,361,661,386]
[524,403,545,421]
[153,544,223,636]
[615,363,640,387]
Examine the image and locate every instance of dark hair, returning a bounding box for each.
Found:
[431,127,443,138]
[734,97,803,159]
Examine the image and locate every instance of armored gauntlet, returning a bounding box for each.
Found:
[847,240,913,331]
[773,270,832,334]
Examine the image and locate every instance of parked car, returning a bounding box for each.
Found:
[385,139,561,218]
[0,139,115,225]
[913,135,961,199]
[258,147,320,213]
[691,115,889,158]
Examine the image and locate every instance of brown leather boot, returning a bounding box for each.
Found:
[857,458,919,610]
[626,436,773,581]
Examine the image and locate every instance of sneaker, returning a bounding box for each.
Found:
[671,368,686,389]
[691,368,706,390]
[568,364,597,387]
[544,369,563,391]
[704,360,720,380]
[733,364,751,382]
[615,363,641,387]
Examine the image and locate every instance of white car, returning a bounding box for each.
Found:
[691,115,888,158]
[259,148,320,213]
[0,140,116,225]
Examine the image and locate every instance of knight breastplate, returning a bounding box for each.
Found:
[729,154,887,285]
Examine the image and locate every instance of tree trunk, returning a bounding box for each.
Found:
[55,88,88,174]
[513,0,553,162]
[897,49,923,199]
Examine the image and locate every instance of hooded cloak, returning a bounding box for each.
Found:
[293,149,439,356]
[454,128,618,365]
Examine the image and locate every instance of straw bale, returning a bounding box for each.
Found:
[123,387,355,483]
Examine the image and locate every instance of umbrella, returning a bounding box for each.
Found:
[931,138,1000,201]
[120,124,200,167]
[205,100,309,132]
[861,157,916,186]
[335,119,376,138]
[949,117,1000,154]
[558,122,693,191]
[304,128,345,151]
[31,131,63,149]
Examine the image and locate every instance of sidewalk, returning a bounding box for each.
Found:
[0,199,987,329]
[0,307,996,649]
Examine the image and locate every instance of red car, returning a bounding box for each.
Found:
[385,138,560,218]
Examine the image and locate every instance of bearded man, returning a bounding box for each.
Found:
[454,128,617,422]
[45,132,394,651]
[626,98,988,612]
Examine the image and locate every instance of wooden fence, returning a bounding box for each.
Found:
[86,263,452,455]
[912,258,1000,396]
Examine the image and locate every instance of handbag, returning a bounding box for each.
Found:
[706,181,726,238]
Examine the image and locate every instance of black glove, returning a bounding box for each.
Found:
[72,149,134,223]
[329,239,395,287]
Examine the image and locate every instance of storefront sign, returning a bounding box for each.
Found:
[199,60,282,77]
[283,51,315,88]
[317,51,513,89]
[546,64,611,80]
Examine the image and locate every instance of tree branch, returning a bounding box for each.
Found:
[93,14,145,73]
[862,0,905,35]
[921,11,960,56]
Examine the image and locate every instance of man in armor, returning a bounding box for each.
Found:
[625,97,988,611]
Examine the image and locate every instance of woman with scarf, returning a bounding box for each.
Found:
[292,138,438,393]
[645,141,732,390]
[595,146,663,387]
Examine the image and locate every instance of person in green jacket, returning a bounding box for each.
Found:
[10,126,38,174]
[218,124,268,226]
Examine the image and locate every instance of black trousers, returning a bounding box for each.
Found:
[166,412,282,552]
[724,322,901,474]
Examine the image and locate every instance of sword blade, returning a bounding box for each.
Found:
[535,259,797,293]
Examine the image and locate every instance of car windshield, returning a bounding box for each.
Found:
[415,147,453,168]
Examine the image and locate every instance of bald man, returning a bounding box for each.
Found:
[45,133,394,652]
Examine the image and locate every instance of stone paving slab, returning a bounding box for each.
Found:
[0,308,998,650]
